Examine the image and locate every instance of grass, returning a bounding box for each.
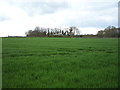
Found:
[2,37,118,88]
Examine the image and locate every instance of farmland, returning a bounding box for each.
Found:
[2,37,118,88]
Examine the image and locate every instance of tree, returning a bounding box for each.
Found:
[47,28,50,37]
[26,27,46,37]
[104,26,117,37]
[69,27,77,36]
[25,30,32,37]
[118,27,120,37]
[97,26,118,38]
[62,30,64,35]
[97,30,104,37]
[75,28,80,35]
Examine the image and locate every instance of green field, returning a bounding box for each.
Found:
[2,37,118,88]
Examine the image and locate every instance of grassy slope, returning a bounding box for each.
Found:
[2,37,118,88]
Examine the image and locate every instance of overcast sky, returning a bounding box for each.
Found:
[0,0,119,37]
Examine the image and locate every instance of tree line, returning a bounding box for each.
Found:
[25,26,120,38]
[97,26,120,38]
[25,26,80,37]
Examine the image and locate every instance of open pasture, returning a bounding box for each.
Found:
[2,37,118,88]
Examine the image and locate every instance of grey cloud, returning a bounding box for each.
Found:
[0,16,10,21]
[66,20,117,29]
[63,16,117,29]
[10,1,70,16]
[65,2,117,28]
[82,2,117,12]
[64,14,117,28]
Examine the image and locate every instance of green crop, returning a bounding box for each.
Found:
[2,37,118,88]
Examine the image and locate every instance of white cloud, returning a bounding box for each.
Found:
[0,0,119,37]
[79,27,104,35]
[0,2,28,20]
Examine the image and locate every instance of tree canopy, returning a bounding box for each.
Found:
[97,26,119,38]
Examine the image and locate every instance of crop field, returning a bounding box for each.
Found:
[2,37,118,88]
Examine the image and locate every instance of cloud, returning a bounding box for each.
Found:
[0,16,10,21]
[3,0,70,16]
[52,5,117,28]
[0,1,28,20]
[79,27,104,35]
[0,0,119,37]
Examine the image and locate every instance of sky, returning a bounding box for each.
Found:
[0,0,119,37]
